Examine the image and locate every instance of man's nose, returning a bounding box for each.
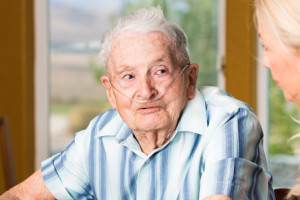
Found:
[135,77,159,100]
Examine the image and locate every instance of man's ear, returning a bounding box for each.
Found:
[186,63,199,99]
[100,76,117,109]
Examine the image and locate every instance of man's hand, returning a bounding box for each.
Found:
[0,169,55,200]
[0,192,21,200]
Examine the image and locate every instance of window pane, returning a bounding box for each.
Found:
[49,0,121,154]
[49,0,219,155]
[268,76,300,188]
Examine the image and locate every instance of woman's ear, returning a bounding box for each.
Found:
[186,63,199,99]
[100,76,117,109]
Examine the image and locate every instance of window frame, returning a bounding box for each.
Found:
[34,0,49,169]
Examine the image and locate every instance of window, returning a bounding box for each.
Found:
[268,78,300,188]
[49,0,124,154]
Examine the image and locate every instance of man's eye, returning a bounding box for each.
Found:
[123,74,134,80]
[156,69,167,75]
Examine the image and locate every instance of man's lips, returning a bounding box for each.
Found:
[138,105,161,110]
[136,104,164,114]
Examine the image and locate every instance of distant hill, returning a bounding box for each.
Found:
[50,1,122,45]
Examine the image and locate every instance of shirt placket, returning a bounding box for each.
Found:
[136,157,152,200]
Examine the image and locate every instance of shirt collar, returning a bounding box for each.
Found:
[95,89,207,139]
[94,112,132,139]
[176,89,207,135]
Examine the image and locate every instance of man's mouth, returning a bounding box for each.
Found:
[137,105,163,114]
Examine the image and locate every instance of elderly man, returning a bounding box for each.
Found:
[1,6,274,200]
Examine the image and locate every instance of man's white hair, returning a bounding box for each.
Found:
[99,6,190,67]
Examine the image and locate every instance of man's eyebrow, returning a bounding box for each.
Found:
[151,58,166,65]
[115,58,170,73]
[115,65,135,74]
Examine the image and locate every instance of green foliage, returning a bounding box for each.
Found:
[269,75,300,155]
[178,0,218,87]
[68,99,111,134]
[52,99,111,134]
[51,103,74,114]
[89,58,106,83]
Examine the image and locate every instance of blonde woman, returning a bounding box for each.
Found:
[256,0,300,198]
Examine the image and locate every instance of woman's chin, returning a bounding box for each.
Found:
[283,90,300,105]
[293,94,300,111]
[283,90,294,102]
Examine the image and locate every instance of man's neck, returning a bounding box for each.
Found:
[133,128,175,155]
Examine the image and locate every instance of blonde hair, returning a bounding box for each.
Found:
[256,0,300,198]
[256,0,300,51]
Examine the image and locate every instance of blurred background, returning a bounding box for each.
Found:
[0,0,299,193]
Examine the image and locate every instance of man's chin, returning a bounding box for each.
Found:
[137,122,165,132]
[134,119,169,133]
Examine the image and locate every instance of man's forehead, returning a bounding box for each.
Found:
[112,31,171,49]
[107,31,176,68]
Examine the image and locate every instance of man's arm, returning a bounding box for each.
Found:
[0,169,55,200]
[199,98,274,199]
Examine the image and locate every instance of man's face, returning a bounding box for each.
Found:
[101,31,198,133]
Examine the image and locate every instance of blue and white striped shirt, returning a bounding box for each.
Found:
[42,87,275,199]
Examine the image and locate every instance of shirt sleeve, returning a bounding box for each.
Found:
[41,129,94,199]
[199,107,275,200]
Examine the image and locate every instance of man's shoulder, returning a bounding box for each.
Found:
[199,86,253,116]
[94,108,119,124]
[73,109,119,140]
[87,109,120,134]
